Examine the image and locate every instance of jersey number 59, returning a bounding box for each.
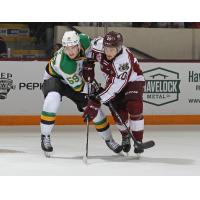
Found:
[66,74,80,84]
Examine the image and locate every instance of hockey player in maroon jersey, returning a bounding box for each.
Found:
[83,31,145,154]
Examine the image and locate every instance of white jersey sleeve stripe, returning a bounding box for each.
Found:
[112,63,119,76]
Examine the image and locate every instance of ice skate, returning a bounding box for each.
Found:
[122,135,131,154]
[105,139,123,154]
[134,141,144,158]
[41,135,53,157]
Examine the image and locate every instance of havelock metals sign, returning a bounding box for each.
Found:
[143,67,181,106]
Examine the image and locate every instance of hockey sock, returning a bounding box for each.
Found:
[40,92,61,136]
[94,117,112,141]
[130,117,144,141]
[92,109,113,141]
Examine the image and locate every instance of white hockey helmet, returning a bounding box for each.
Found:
[62,31,80,47]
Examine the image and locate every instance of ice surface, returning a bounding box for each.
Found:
[0,125,199,176]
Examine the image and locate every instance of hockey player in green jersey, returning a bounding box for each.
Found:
[40,31,122,157]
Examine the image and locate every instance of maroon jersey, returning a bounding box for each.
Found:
[89,37,145,103]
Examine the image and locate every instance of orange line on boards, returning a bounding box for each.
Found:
[0,115,200,125]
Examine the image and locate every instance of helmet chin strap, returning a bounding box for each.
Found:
[78,44,81,52]
[112,46,123,60]
[117,45,122,53]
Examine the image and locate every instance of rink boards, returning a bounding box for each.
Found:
[0,60,200,125]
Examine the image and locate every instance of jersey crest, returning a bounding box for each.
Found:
[118,62,129,72]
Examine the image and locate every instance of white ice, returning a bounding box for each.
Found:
[0,125,199,176]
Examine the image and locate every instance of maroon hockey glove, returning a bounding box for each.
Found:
[83,99,101,122]
[82,60,95,83]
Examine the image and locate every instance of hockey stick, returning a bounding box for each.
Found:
[83,115,89,164]
[83,83,91,164]
[108,102,155,151]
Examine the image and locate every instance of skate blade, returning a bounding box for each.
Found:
[44,151,52,158]
[121,152,129,156]
[83,156,88,164]
[118,152,125,156]
[136,153,141,159]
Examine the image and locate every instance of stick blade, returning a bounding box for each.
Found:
[141,140,155,149]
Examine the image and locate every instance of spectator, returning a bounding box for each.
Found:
[171,22,185,28]
[156,22,171,28]
[141,22,153,28]
[0,37,7,58]
[78,22,103,26]
[131,22,157,28]
[190,22,200,28]
[156,22,184,28]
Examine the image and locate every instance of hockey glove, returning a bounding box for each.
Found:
[83,99,101,122]
[82,60,95,83]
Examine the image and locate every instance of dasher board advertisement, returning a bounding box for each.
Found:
[141,62,200,114]
[0,61,200,115]
[0,61,81,115]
